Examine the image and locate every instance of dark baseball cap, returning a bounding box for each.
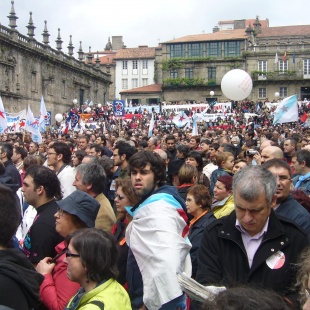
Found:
[56,190,100,228]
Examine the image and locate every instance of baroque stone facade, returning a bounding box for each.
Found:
[0,2,111,117]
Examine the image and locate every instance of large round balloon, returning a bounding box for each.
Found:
[221,69,253,101]
[55,113,63,122]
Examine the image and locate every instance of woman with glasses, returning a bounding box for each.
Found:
[64,228,131,310]
[36,190,100,310]
[112,177,139,285]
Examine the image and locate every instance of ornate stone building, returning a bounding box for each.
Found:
[0,2,111,117]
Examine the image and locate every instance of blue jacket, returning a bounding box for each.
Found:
[292,174,310,196]
[276,195,310,241]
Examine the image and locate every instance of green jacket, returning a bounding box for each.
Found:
[65,278,132,310]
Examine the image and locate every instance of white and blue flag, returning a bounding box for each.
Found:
[273,94,298,125]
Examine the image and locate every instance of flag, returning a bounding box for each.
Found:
[282,52,287,62]
[0,96,8,134]
[25,105,42,143]
[172,111,190,128]
[275,52,278,63]
[191,114,198,136]
[66,110,80,129]
[273,94,298,125]
[89,101,93,106]
[85,100,89,105]
[39,96,48,133]
[293,52,296,64]
[300,111,308,123]
[148,112,155,137]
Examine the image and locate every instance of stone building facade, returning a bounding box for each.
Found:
[0,2,111,117]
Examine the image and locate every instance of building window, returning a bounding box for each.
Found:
[61,80,66,97]
[185,68,193,78]
[123,61,127,70]
[207,42,221,57]
[188,43,201,57]
[170,70,178,79]
[279,60,288,72]
[279,87,288,97]
[132,79,138,88]
[258,60,267,72]
[224,41,240,57]
[133,60,138,69]
[142,78,148,86]
[31,72,37,92]
[208,67,216,80]
[122,79,128,89]
[170,44,184,58]
[258,88,267,98]
[143,60,148,69]
[303,59,310,76]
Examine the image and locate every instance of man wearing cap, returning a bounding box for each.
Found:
[36,190,100,310]
[73,162,116,232]
[21,165,63,265]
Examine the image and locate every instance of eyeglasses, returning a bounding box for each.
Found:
[56,208,66,216]
[305,288,310,299]
[65,250,80,258]
[114,193,125,200]
[47,152,57,156]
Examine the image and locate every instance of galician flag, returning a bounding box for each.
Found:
[192,113,198,136]
[0,96,8,134]
[25,105,42,143]
[148,112,155,137]
[273,94,298,125]
[39,96,48,132]
[172,111,190,128]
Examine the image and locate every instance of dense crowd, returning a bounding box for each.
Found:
[1,102,310,309]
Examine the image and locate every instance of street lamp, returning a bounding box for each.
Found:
[275,92,280,98]
[73,98,78,105]
[97,103,102,108]
[210,91,215,96]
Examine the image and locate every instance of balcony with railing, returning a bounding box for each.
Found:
[251,70,305,81]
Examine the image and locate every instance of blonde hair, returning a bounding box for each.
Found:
[215,152,234,167]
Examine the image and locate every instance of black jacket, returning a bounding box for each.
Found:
[0,248,44,309]
[196,210,309,305]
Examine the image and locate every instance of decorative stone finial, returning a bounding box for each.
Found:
[26,12,36,38]
[42,20,50,44]
[95,51,100,67]
[87,46,93,65]
[8,1,18,30]
[67,35,74,56]
[105,37,112,51]
[78,41,84,61]
[55,28,63,51]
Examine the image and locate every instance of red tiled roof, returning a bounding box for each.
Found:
[120,84,162,94]
[98,54,116,65]
[164,29,247,43]
[258,25,310,37]
[114,47,156,59]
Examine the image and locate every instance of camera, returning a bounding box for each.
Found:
[246,149,257,156]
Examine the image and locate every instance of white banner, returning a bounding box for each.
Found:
[5,110,27,133]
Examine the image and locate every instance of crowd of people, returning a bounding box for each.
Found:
[1,102,310,309]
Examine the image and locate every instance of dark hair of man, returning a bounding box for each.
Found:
[0,185,20,247]
[138,140,148,149]
[284,138,297,149]
[296,149,310,167]
[220,143,236,156]
[76,163,106,194]
[211,142,220,151]
[14,146,28,160]
[177,145,190,158]
[25,165,62,200]
[262,158,292,177]
[98,156,114,179]
[0,142,13,159]
[246,130,255,139]
[90,143,104,155]
[165,134,176,143]
[50,141,72,164]
[200,139,211,145]
[129,150,166,186]
[114,141,136,161]
[186,184,211,211]
[67,228,118,283]
[79,135,90,143]
[186,151,204,171]
[74,150,87,163]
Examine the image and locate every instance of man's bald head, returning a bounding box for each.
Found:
[261,146,283,164]
[260,140,272,151]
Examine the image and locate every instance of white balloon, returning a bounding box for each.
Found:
[97,103,102,108]
[86,107,91,113]
[221,69,253,101]
[55,113,63,122]
[210,91,215,96]
[275,92,280,97]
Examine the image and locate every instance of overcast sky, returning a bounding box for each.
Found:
[0,0,309,57]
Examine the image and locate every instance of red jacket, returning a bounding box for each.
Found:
[39,241,80,310]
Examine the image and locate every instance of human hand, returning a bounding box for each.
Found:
[36,257,55,275]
